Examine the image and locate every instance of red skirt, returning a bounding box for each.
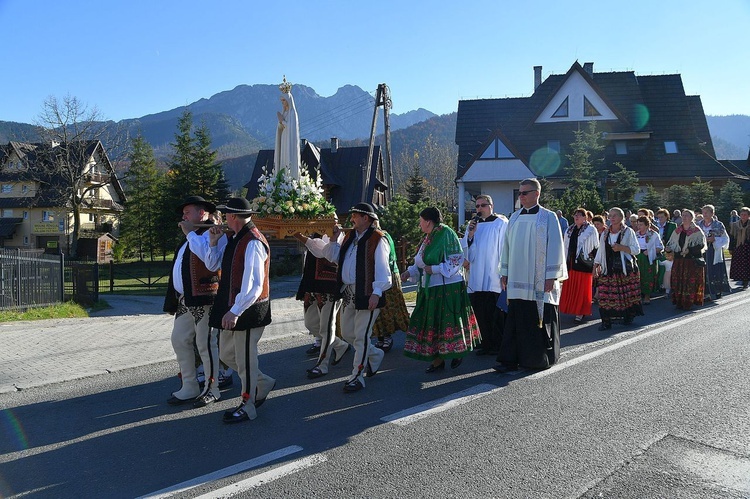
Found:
[560,269,593,316]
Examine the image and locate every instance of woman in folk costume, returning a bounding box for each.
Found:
[698,205,731,299]
[560,208,599,322]
[666,209,707,310]
[370,220,410,353]
[729,207,750,290]
[402,207,480,373]
[593,208,643,331]
[634,215,664,305]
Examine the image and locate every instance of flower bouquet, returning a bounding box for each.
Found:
[250,164,338,238]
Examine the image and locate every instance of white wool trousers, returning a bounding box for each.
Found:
[305,299,350,374]
[171,303,219,400]
[340,302,383,386]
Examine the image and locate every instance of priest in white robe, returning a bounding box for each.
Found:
[494,178,567,372]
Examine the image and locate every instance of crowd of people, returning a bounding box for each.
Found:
[163,187,750,424]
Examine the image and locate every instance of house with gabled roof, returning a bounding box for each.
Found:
[0,140,125,258]
[244,138,388,215]
[455,61,748,224]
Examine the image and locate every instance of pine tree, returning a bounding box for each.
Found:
[608,163,639,211]
[689,177,715,210]
[716,180,744,222]
[120,135,162,260]
[405,153,428,204]
[640,185,663,213]
[565,121,604,193]
[662,185,693,212]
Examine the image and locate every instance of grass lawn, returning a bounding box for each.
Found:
[0,301,108,322]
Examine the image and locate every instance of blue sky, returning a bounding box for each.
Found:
[2,0,749,125]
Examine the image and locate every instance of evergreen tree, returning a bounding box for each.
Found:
[405,153,428,204]
[193,122,222,199]
[662,185,693,212]
[689,177,715,210]
[716,180,745,222]
[565,121,604,192]
[607,163,639,211]
[640,185,663,213]
[120,135,162,261]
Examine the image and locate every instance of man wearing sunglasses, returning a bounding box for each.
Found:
[461,194,507,356]
[495,178,567,373]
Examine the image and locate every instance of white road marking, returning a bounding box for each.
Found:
[381,383,500,426]
[194,454,327,498]
[139,445,303,498]
[382,295,750,426]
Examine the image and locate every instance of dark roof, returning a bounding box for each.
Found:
[244,144,387,214]
[455,62,736,183]
[0,218,23,238]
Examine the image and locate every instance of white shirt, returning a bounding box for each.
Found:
[172,229,227,296]
[316,229,392,296]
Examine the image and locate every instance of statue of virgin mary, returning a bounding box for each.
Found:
[274,76,301,179]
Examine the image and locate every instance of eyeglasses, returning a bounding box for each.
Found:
[518,190,537,196]
[475,203,490,208]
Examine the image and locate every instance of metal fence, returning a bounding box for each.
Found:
[0,248,64,311]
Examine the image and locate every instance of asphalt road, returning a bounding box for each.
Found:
[1,292,750,498]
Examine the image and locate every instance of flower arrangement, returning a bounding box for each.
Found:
[250,164,336,219]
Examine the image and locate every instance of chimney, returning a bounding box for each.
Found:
[331,137,339,153]
[583,62,594,76]
[533,66,542,91]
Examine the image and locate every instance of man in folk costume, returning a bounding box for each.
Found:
[164,196,225,408]
[494,178,567,373]
[461,194,508,355]
[292,230,352,379]
[315,203,392,392]
[206,197,276,423]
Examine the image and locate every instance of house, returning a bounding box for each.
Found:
[454,61,748,223]
[0,140,125,258]
[244,138,388,214]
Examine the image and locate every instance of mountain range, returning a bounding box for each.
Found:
[1,84,747,191]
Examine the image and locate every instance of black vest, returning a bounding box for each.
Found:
[337,227,387,310]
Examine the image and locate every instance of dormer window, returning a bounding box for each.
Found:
[1,184,11,194]
[479,138,516,159]
[664,141,678,154]
[552,97,569,118]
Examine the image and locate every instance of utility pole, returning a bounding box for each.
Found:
[362,83,393,203]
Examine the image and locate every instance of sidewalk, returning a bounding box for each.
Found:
[0,276,308,394]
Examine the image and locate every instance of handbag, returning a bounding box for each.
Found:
[575,250,594,271]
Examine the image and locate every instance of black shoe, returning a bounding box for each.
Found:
[365,362,379,377]
[331,344,351,366]
[598,323,612,331]
[193,393,219,408]
[306,367,326,379]
[716,292,722,299]
[343,379,364,392]
[492,364,518,373]
[450,358,463,369]
[223,406,250,424]
[381,336,393,353]
[305,344,321,356]
[425,361,445,373]
[218,372,234,390]
[254,380,276,408]
[167,395,195,406]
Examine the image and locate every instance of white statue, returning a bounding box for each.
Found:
[274,76,301,179]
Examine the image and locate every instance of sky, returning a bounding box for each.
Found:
[2,0,749,125]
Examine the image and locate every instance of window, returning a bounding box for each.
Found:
[1,209,12,217]
[23,236,29,245]
[23,211,28,219]
[21,185,28,194]
[1,184,11,193]
[552,97,569,118]
[664,141,678,154]
[547,140,561,153]
[615,141,627,155]
[583,96,601,117]
[89,213,95,222]
[479,139,516,160]
[43,211,53,221]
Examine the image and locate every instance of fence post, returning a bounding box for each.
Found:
[59,253,65,302]
[398,237,407,273]
[16,248,21,307]
[93,263,99,303]
[109,260,114,292]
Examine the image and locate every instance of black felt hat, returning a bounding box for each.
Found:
[349,202,378,220]
[217,197,258,215]
[176,195,216,215]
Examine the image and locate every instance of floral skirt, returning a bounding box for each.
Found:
[372,276,411,338]
[730,243,750,282]
[597,271,642,318]
[636,253,659,294]
[403,281,480,361]
[559,269,593,316]
[671,258,704,310]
